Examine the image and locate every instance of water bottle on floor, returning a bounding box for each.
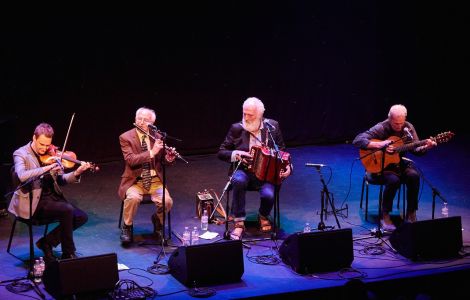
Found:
[201,209,209,231]
[191,227,199,245]
[33,259,42,283]
[182,226,191,246]
[38,257,45,275]
[303,222,312,233]
[441,202,449,218]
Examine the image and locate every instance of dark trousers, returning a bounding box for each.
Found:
[34,197,88,255]
[231,170,275,219]
[378,166,420,214]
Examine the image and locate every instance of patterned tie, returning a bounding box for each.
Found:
[141,135,152,191]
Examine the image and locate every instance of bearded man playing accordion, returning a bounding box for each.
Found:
[218,97,292,240]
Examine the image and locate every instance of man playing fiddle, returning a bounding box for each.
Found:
[8,122,93,263]
[218,97,292,240]
[118,107,177,244]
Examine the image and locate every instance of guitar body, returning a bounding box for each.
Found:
[359,136,404,173]
[359,131,455,174]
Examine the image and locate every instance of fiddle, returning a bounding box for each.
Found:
[40,145,99,172]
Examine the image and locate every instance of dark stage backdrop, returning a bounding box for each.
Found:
[1,3,467,163]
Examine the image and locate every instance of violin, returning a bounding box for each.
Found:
[40,145,99,172]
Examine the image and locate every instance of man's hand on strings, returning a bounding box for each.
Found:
[74,162,93,176]
[416,138,437,152]
[369,140,395,153]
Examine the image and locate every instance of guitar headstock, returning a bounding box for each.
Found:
[432,131,455,144]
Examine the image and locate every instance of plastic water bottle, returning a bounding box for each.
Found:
[182,226,191,246]
[441,202,449,218]
[191,227,199,245]
[38,257,46,275]
[33,259,42,283]
[201,210,209,231]
[303,222,312,233]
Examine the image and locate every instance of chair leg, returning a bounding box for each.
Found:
[118,201,124,228]
[44,224,49,237]
[402,184,406,218]
[28,223,34,271]
[6,218,18,253]
[360,177,365,209]
[365,181,369,221]
[378,184,384,222]
[397,185,401,210]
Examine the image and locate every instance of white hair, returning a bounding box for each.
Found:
[135,107,156,122]
[388,104,407,118]
[243,97,265,118]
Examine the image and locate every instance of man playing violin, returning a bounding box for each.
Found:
[8,122,93,263]
[218,97,292,240]
[353,104,437,231]
[118,107,177,244]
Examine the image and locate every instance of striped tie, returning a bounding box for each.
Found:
[141,135,152,191]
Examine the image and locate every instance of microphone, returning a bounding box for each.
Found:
[305,163,326,168]
[264,121,275,130]
[403,127,413,140]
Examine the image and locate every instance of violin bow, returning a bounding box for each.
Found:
[59,112,76,164]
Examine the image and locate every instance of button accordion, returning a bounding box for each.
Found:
[246,145,291,185]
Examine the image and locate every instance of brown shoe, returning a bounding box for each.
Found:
[230,221,245,240]
[258,214,272,233]
[381,212,396,231]
[405,210,417,223]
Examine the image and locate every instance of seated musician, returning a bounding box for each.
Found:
[218,97,292,240]
[353,104,437,231]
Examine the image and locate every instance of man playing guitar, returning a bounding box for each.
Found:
[353,104,437,231]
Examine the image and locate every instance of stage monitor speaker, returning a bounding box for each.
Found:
[279,228,353,274]
[168,240,244,286]
[390,216,463,261]
[43,252,119,299]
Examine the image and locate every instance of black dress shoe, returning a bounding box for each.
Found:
[61,253,78,259]
[35,238,57,264]
[120,224,133,244]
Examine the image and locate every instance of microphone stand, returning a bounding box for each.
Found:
[403,158,447,219]
[262,123,282,240]
[211,160,242,240]
[312,166,341,230]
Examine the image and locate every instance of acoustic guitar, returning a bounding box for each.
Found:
[359,131,455,173]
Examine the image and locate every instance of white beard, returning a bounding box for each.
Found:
[242,118,262,133]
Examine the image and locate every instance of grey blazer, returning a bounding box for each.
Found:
[8,142,79,219]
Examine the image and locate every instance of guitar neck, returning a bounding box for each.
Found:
[395,140,427,153]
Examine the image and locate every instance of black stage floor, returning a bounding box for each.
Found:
[1,135,469,299]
